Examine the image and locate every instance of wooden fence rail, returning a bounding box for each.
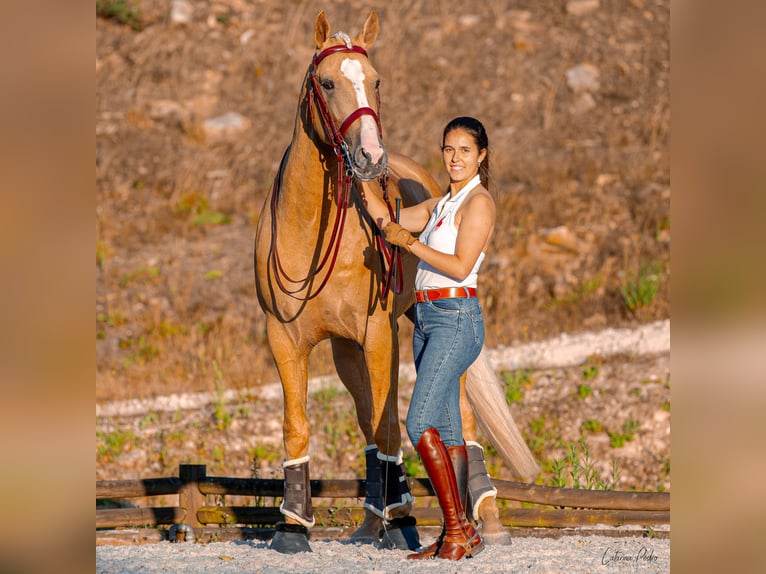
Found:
[96,464,669,539]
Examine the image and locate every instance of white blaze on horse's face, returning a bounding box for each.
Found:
[339,58,385,166]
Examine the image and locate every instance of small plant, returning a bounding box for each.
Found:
[204,269,223,280]
[620,261,662,312]
[608,418,641,448]
[322,411,360,470]
[250,447,280,513]
[96,0,142,30]
[582,359,600,380]
[655,216,670,242]
[97,311,126,327]
[120,336,159,366]
[194,211,232,226]
[524,415,561,458]
[576,384,592,399]
[548,275,603,307]
[97,428,139,461]
[139,412,159,429]
[581,418,603,433]
[195,321,214,336]
[119,265,160,287]
[96,240,108,269]
[155,320,188,337]
[312,385,341,407]
[212,361,232,430]
[548,438,619,490]
[403,451,424,477]
[175,191,232,226]
[211,445,226,466]
[502,369,532,404]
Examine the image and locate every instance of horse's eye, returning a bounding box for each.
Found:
[321,80,335,90]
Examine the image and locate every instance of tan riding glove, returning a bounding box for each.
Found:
[383,222,417,253]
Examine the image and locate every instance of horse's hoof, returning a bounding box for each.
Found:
[481,529,513,546]
[269,522,312,554]
[349,535,379,545]
[377,516,420,550]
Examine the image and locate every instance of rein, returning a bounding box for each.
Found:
[269,43,403,301]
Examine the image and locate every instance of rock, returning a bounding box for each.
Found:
[566,63,601,93]
[570,92,597,114]
[170,0,193,24]
[148,100,188,122]
[543,225,581,253]
[458,14,481,27]
[566,0,600,17]
[240,29,256,46]
[201,112,251,142]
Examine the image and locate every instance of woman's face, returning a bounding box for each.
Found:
[442,128,487,184]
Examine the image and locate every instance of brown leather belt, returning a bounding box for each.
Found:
[414,287,477,303]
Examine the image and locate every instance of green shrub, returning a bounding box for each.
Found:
[621,261,662,311]
[96,0,142,30]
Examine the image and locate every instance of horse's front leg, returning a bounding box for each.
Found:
[266,324,315,553]
[460,374,513,545]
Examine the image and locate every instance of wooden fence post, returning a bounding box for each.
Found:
[178,464,206,527]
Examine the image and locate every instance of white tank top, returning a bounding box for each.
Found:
[415,174,486,291]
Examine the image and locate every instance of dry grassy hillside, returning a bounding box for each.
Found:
[96,0,669,403]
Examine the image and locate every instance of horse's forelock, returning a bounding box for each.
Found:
[329,31,353,49]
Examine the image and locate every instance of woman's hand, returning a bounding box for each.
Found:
[384,222,417,252]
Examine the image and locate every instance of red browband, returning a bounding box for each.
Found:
[313,44,368,66]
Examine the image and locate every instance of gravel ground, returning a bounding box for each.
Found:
[96,534,670,573]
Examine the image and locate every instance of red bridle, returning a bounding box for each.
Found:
[308,44,383,170]
[269,43,403,302]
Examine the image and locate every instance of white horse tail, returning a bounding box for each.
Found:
[465,345,540,481]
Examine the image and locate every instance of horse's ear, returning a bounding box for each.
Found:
[314,11,331,48]
[354,10,379,48]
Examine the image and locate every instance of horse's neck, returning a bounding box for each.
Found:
[279,137,327,208]
[277,131,340,221]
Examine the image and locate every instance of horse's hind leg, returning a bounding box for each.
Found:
[460,374,513,545]
[330,338,381,544]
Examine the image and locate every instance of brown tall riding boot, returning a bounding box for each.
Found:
[407,428,484,560]
[408,443,470,560]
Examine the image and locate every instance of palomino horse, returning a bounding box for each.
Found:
[254,10,538,554]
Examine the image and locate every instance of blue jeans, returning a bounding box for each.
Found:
[405,296,484,448]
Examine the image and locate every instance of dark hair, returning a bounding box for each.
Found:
[442,116,490,188]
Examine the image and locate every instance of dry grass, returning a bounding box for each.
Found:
[96,1,669,402]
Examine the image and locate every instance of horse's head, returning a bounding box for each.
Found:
[308,11,387,181]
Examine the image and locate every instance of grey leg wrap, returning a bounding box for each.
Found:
[279,456,314,527]
[378,449,414,520]
[466,441,497,522]
[362,445,385,517]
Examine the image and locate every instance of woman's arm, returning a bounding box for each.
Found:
[357,180,438,233]
[406,192,496,281]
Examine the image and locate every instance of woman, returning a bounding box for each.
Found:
[361,116,494,560]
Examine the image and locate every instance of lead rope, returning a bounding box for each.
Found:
[379,196,403,542]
